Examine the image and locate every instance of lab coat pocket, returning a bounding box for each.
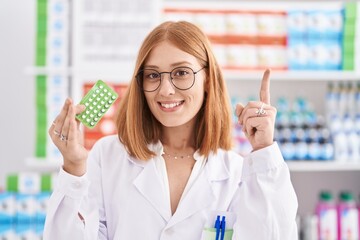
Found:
[201,227,233,240]
[200,210,236,240]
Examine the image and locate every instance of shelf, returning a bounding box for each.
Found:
[223,70,360,81]
[24,66,73,76]
[25,157,62,172]
[286,161,360,172]
[164,1,345,11]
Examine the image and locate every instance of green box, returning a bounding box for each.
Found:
[343,22,356,37]
[36,38,47,50]
[6,175,18,192]
[37,1,48,16]
[41,174,52,191]
[36,75,47,89]
[342,57,354,70]
[344,2,357,19]
[37,20,47,33]
[36,144,47,158]
[36,54,46,66]
[343,44,355,55]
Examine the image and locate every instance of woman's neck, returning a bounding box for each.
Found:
[161,122,196,151]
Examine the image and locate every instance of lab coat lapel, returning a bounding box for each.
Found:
[133,159,171,222]
[166,151,229,229]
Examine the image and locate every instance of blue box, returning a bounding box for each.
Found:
[0,192,15,224]
[15,194,36,225]
[287,37,308,70]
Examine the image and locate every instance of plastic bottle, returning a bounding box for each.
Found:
[294,128,308,160]
[358,193,360,240]
[318,128,334,161]
[338,82,347,119]
[355,114,360,164]
[325,82,339,123]
[346,82,356,118]
[355,82,360,116]
[331,115,348,162]
[315,191,337,240]
[337,191,359,240]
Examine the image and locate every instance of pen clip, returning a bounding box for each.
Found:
[220,216,226,240]
[214,215,221,240]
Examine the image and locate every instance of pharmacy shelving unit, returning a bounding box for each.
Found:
[28,0,360,173]
[163,0,360,172]
[224,70,360,172]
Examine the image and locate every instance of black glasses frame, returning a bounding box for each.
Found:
[136,66,207,92]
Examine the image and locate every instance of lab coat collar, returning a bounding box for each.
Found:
[131,142,231,227]
[132,141,172,221]
[166,150,230,229]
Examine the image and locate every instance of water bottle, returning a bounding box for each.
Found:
[319,128,334,161]
[355,82,360,116]
[325,82,338,123]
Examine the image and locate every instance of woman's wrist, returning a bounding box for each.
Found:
[63,160,87,177]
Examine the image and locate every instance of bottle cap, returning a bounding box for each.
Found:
[339,191,354,202]
[319,191,333,201]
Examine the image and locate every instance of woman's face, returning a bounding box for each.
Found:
[142,41,206,128]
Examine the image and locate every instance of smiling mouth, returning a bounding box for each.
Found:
[159,101,185,109]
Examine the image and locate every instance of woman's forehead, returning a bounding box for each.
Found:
[144,41,200,69]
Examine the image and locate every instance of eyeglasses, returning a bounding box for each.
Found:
[136,66,206,92]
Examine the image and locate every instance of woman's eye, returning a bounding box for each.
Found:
[146,73,160,79]
[174,70,189,77]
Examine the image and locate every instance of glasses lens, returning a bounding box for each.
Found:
[170,67,195,90]
[140,69,161,92]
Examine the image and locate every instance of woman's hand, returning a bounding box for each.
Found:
[48,98,88,176]
[235,69,277,151]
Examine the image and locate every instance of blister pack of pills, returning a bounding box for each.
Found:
[76,80,118,128]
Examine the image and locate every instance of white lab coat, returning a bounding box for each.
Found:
[43,135,298,240]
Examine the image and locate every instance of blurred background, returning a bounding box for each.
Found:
[0,0,359,239]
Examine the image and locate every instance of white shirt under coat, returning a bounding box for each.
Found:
[43,135,298,240]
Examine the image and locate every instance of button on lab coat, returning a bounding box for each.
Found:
[43,135,298,240]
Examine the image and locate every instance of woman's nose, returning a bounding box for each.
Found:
[158,73,176,95]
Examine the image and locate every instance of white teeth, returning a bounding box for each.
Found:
[161,101,182,109]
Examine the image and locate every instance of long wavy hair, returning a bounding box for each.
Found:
[116,21,233,160]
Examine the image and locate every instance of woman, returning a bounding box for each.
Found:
[44,21,298,239]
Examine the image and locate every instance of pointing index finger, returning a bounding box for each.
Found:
[260,69,271,104]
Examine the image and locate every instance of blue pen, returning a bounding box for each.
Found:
[220,216,226,240]
[214,215,221,240]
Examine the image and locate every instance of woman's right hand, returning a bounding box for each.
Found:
[49,98,88,176]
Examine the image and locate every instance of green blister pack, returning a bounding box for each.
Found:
[76,80,118,128]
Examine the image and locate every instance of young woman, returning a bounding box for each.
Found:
[44,21,298,239]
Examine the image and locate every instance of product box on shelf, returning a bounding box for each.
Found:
[1,172,54,239]
[163,8,287,71]
[0,192,16,224]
